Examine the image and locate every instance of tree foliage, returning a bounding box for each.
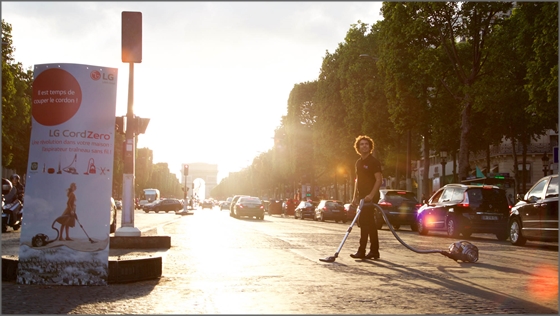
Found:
[2,20,33,174]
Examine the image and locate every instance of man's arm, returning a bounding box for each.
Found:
[365,172,383,202]
[351,177,358,205]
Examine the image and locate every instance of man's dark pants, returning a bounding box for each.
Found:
[357,204,379,254]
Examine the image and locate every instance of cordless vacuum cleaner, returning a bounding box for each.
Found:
[319,199,479,263]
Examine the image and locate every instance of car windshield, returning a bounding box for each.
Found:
[384,191,418,203]
[239,197,261,203]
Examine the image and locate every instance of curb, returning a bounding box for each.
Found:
[2,236,170,284]
[2,256,163,284]
[110,236,171,248]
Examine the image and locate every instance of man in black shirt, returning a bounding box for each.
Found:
[350,135,383,259]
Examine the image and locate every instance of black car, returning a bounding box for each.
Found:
[220,197,233,210]
[295,200,319,220]
[315,200,346,223]
[417,184,510,240]
[509,174,558,246]
[143,198,183,213]
[231,196,265,219]
[229,195,249,217]
[375,190,422,231]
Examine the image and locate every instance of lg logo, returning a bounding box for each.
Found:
[90,70,115,81]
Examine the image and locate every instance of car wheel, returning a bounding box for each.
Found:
[509,217,527,246]
[393,224,401,230]
[155,209,160,214]
[461,230,472,238]
[410,223,418,232]
[165,210,169,213]
[446,217,460,238]
[417,217,429,235]
[144,210,149,213]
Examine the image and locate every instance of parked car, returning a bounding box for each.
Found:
[138,199,150,210]
[416,184,510,240]
[375,190,422,231]
[267,199,283,215]
[110,197,117,233]
[231,196,265,219]
[343,203,357,222]
[295,200,319,220]
[220,197,233,210]
[143,198,183,213]
[315,200,346,223]
[509,174,558,246]
[282,199,296,216]
[229,195,249,217]
[201,200,213,209]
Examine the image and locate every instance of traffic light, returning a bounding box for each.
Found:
[183,164,189,176]
[115,116,126,134]
[135,116,150,135]
[122,11,142,63]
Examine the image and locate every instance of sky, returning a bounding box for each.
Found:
[2,1,383,183]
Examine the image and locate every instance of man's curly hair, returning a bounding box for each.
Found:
[354,135,374,155]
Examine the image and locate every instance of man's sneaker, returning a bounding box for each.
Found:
[350,251,366,259]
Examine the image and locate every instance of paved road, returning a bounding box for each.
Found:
[2,207,558,314]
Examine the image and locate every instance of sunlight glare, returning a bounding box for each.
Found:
[526,264,558,302]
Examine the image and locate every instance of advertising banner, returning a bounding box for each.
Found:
[17,63,118,285]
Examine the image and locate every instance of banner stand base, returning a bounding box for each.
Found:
[115,226,141,237]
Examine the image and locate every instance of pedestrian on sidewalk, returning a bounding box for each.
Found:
[350,135,383,260]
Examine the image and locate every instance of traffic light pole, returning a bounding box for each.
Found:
[117,11,142,236]
[183,177,188,212]
[116,62,141,237]
[183,164,189,212]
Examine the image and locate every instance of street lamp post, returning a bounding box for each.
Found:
[542,152,550,176]
[440,151,448,186]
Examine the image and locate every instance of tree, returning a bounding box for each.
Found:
[2,20,33,174]
[477,3,558,192]
[285,81,317,190]
[517,2,558,123]
[383,2,514,180]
